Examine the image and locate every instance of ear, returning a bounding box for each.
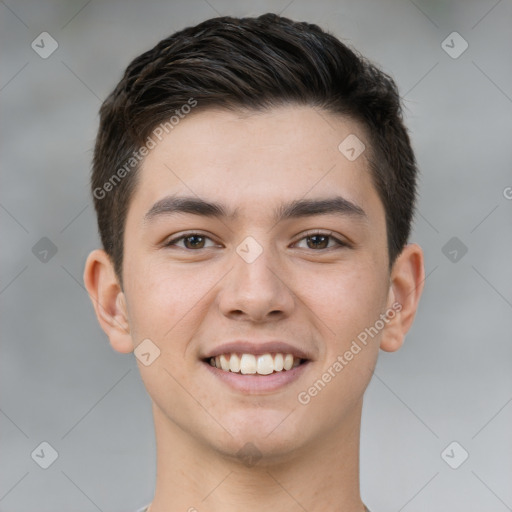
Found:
[380,243,425,352]
[83,249,134,354]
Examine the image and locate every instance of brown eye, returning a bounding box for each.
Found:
[294,231,348,250]
[182,235,206,249]
[165,233,217,250]
[306,234,330,249]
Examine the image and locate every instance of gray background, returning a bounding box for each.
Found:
[1,0,511,511]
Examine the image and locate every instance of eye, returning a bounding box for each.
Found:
[163,230,349,251]
[293,230,349,250]
[164,232,218,250]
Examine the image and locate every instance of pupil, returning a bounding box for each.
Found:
[186,235,204,249]
[308,235,327,249]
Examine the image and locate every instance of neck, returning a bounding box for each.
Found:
[147,400,367,512]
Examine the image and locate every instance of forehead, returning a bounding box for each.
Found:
[129,105,383,225]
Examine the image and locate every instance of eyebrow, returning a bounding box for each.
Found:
[143,195,367,224]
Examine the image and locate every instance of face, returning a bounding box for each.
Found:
[105,106,401,461]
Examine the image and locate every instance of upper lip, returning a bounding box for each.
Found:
[202,340,313,361]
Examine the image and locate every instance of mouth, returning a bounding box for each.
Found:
[203,352,307,375]
[200,342,313,393]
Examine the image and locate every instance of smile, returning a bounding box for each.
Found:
[208,353,303,375]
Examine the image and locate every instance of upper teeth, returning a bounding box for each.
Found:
[209,353,301,374]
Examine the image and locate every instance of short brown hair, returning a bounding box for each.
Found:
[91,13,418,285]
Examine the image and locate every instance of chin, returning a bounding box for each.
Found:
[211,410,311,465]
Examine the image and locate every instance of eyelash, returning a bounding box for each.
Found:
[163,230,349,251]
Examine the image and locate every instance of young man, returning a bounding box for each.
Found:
[84,13,424,512]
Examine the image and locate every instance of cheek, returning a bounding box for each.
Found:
[303,262,388,344]
[295,267,386,421]
[124,259,217,343]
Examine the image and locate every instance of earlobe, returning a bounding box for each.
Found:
[380,243,425,353]
[83,249,134,354]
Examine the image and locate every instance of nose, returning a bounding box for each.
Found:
[217,240,295,324]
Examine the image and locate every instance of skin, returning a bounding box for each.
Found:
[84,105,424,512]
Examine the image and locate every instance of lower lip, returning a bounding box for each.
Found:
[202,360,311,394]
